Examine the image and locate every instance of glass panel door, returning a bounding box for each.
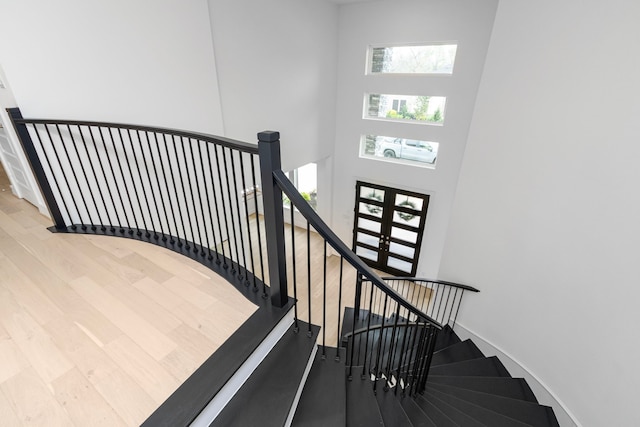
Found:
[352,181,429,276]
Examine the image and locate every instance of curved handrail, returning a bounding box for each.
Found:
[272,169,442,330]
[381,277,480,293]
[11,117,259,154]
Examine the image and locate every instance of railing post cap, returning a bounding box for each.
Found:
[258,131,280,142]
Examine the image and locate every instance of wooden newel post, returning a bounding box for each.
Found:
[258,131,289,308]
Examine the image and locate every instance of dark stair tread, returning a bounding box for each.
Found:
[420,389,532,427]
[421,390,486,427]
[374,382,413,427]
[341,308,387,344]
[291,346,346,427]
[428,375,538,403]
[210,323,320,427]
[346,377,384,427]
[399,395,437,427]
[431,339,485,366]
[428,356,511,377]
[412,392,460,427]
[434,325,461,352]
[427,383,559,427]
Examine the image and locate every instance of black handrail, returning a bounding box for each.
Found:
[382,277,480,293]
[273,169,442,329]
[10,117,259,154]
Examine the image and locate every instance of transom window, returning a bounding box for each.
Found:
[359,134,439,167]
[364,94,446,125]
[368,44,458,75]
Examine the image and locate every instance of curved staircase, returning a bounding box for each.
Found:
[292,312,560,427]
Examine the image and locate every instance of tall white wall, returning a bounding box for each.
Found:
[208,0,339,173]
[331,0,497,277]
[439,1,640,425]
[0,0,223,134]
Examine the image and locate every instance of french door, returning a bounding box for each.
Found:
[352,181,429,277]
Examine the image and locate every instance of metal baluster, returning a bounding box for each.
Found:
[45,124,83,229]
[61,124,94,230]
[373,294,389,395]
[183,137,204,252]
[221,147,240,272]
[360,282,375,380]
[147,133,172,242]
[213,145,230,268]
[159,134,182,245]
[336,256,344,361]
[289,204,299,331]
[322,240,327,358]
[385,303,402,391]
[82,125,114,231]
[108,127,139,234]
[205,142,223,263]
[96,126,129,233]
[30,124,72,226]
[229,149,248,278]
[395,307,411,395]
[78,125,111,232]
[138,131,166,240]
[306,222,312,336]
[451,289,465,329]
[249,155,265,293]
[174,136,196,248]
[67,125,102,231]
[239,153,255,284]
[193,139,212,257]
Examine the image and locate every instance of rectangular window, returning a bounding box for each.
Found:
[368,44,457,75]
[364,94,446,124]
[283,162,317,210]
[360,135,439,167]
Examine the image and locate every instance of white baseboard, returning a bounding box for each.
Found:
[190,310,295,426]
[453,322,581,427]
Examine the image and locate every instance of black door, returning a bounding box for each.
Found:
[352,181,429,277]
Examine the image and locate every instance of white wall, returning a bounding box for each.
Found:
[331,0,498,277]
[439,1,640,425]
[0,0,223,134]
[208,0,339,173]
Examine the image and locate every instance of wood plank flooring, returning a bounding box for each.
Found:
[0,170,257,426]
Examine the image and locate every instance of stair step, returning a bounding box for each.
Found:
[427,383,559,426]
[429,356,510,377]
[341,308,387,344]
[210,323,320,427]
[434,325,461,352]
[374,382,413,427]
[420,388,531,427]
[346,377,384,427]
[421,390,486,427]
[412,392,460,427]
[398,395,437,427]
[431,339,484,366]
[428,375,538,403]
[291,347,347,427]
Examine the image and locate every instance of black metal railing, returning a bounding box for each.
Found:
[258,132,477,395]
[9,109,478,405]
[369,277,479,329]
[8,108,269,296]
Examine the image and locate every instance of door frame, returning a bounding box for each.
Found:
[352,180,429,277]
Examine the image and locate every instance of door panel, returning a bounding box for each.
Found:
[352,181,429,276]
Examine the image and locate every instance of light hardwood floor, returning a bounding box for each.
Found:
[0,168,257,426]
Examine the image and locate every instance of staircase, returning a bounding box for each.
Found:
[207,306,560,426]
[8,111,562,426]
[291,311,560,427]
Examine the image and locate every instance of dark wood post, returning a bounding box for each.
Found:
[258,131,288,307]
[6,107,66,230]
